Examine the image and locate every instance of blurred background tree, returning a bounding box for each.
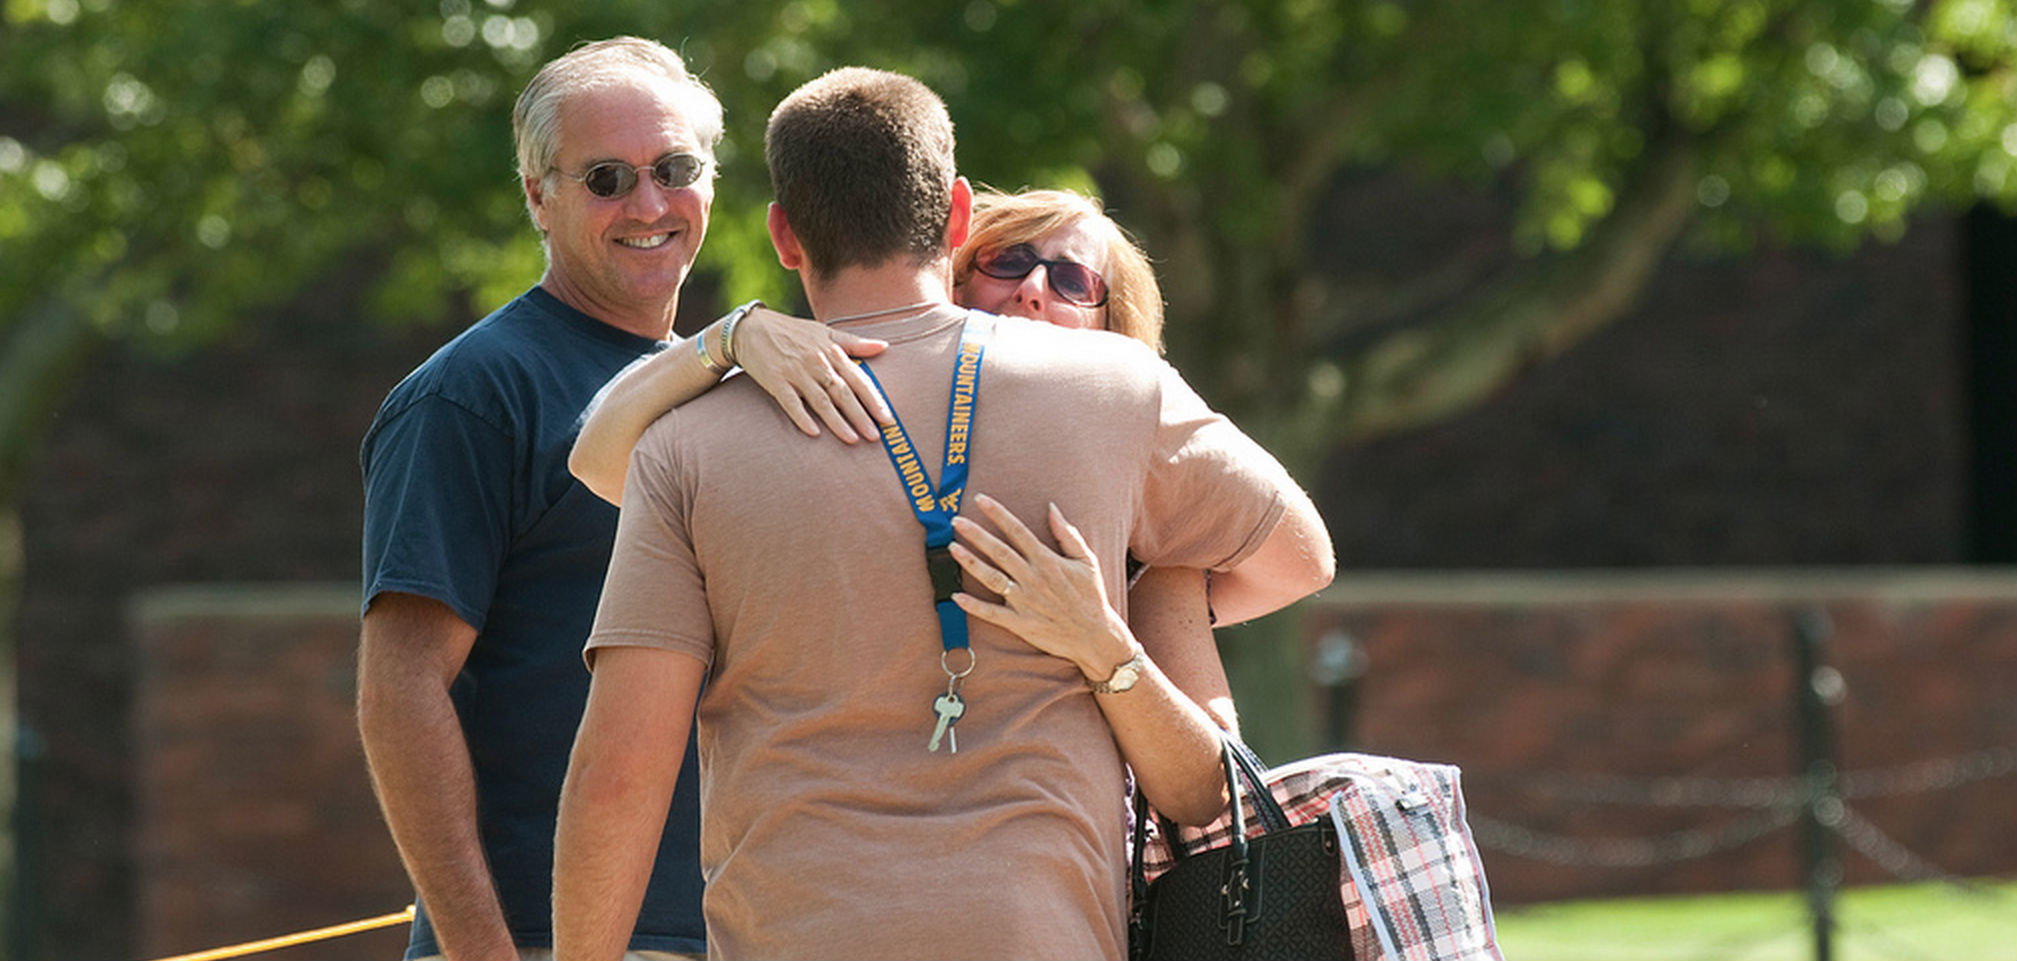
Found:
[11,0,2017,491]
[5,0,2017,920]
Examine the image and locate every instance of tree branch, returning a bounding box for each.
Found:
[1299,127,1700,451]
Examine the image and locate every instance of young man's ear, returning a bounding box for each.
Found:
[767,202,805,270]
[946,177,973,251]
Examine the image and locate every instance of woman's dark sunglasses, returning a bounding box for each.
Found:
[564,152,709,199]
[974,243,1110,308]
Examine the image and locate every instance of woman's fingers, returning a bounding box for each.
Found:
[759,380,821,437]
[955,495,1108,607]
[951,590,1022,632]
[828,327,889,357]
[1047,502,1098,567]
[792,370,860,443]
[972,493,1050,560]
[950,515,1030,586]
[827,354,890,437]
[947,541,1016,596]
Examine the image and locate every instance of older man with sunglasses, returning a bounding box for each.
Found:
[358,37,889,961]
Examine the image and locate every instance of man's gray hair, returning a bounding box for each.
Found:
[512,37,724,216]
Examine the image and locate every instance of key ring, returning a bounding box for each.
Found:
[941,647,975,682]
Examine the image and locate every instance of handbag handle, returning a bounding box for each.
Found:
[1133,734,1292,873]
[1226,738,1292,833]
[1130,736,1288,952]
[1166,737,1292,861]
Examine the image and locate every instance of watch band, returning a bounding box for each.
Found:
[718,299,762,368]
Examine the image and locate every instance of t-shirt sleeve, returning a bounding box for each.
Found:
[1131,361,1295,572]
[360,395,515,630]
[585,419,716,669]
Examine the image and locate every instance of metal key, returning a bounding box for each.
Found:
[927,693,966,753]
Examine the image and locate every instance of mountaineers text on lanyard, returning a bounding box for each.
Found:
[854,311,992,755]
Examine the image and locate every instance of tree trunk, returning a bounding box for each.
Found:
[0,506,18,946]
[0,298,101,944]
[2,298,101,505]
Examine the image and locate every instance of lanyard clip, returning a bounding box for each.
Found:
[925,544,963,604]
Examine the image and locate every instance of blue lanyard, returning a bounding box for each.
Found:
[855,310,992,653]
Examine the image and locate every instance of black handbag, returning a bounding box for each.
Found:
[1129,737,1354,960]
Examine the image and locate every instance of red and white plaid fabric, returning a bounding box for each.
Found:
[1141,752,1502,961]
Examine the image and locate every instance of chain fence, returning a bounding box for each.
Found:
[1470,742,2017,951]
[1471,743,2017,870]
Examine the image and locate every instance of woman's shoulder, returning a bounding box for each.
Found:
[989,312,1168,378]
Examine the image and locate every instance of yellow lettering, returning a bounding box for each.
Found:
[946,348,978,467]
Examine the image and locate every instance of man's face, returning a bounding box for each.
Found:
[527,73,714,331]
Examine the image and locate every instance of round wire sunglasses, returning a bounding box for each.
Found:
[560,152,709,199]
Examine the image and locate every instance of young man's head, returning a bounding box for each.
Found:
[764,67,958,278]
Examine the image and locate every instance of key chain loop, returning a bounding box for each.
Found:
[941,647,975,683]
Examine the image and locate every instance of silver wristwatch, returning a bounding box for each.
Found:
[1088,650,1147,694]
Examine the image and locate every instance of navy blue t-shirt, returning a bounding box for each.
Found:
[361,286,705,959]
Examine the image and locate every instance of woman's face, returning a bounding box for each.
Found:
[958,216,1111,330]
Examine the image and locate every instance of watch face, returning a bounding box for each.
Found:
[1102,655,1143,693]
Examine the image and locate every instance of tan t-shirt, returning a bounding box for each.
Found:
[589,306,1294,960]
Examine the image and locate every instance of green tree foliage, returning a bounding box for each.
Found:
[1042,0,2017,463]
[9,0,2017,488]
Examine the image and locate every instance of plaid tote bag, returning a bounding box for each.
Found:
[1137,739,1503,961]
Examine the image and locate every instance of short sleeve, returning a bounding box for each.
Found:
[361,395,516,630]
[1130,362,1293,572]
[585,418,717,669]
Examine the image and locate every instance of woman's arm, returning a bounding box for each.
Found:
[1206,480,1335,626]
[949,495,1229,825]
[570,305,894,505]
[1127,566,1238,737]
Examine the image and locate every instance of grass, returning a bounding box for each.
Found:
[1492,879,2017,961]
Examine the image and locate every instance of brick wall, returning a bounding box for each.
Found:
[1303,570,2017,905]
[129,585,410,961]
[114,572,2017,953]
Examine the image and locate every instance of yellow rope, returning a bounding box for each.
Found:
[147,905,415,961]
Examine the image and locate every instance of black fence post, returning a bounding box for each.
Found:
[1792,609,1844,961]
[10,723,43,961]
[1310,627,1366,751]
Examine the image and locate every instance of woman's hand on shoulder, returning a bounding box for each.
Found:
[733,306,893,442]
